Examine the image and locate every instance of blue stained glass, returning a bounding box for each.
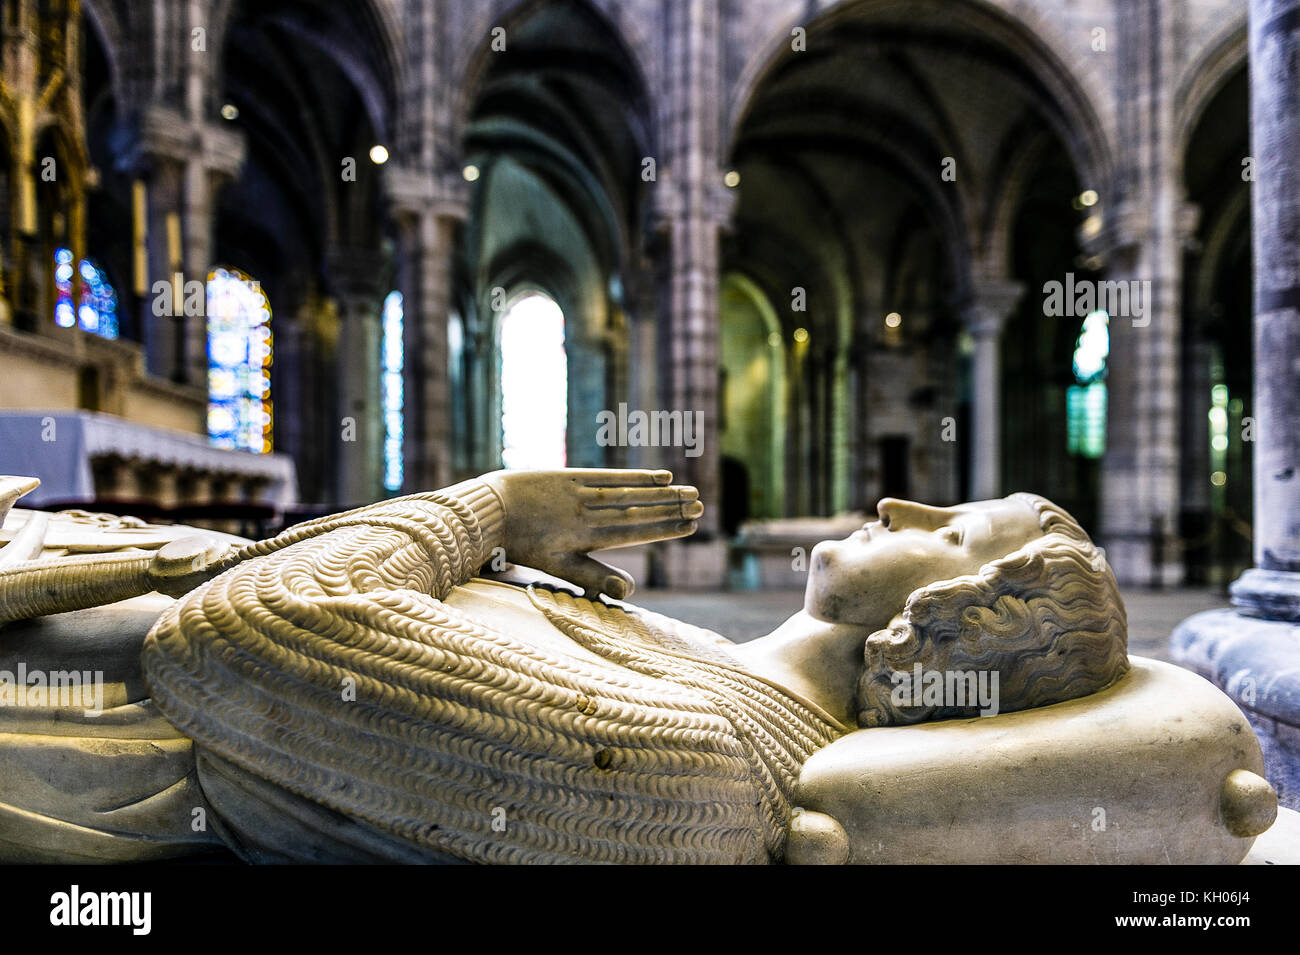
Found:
[53,250,117,339]
[382,291,405,492]
[1068,310,1108,457]
[206,268,273,453]
[1067,382,1107,458]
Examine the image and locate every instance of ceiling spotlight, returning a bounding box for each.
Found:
[1078,189,1099,207]
[885,312,902,328]
[369,145,390,165]
[793,327,809,343]
[768,331,781,347]
[723,170,741,188]
[462,164,481,182]
[220,103,239,121]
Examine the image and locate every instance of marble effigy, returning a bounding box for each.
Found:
[0,471,1280,863]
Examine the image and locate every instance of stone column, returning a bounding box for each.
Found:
[1173,0,1300,810]
[1096,232,1187,588]
[271,276,307,487]
[330,250,385,507]
[181,130,244,387]
[386,167,467,492]
[1095,0,1188,588]
[964,280,1023,501]
[138,156,184,381]
[461,310,495,475]
[622,260,660,471]
[659,192,727,534]
[128,107,244,384]
[1179,311,1216,584]
[1247,11,1300,577]
[653,0,732,587]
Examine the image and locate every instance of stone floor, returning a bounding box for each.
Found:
[1246,807,1300,864]
[631,585,1231,660]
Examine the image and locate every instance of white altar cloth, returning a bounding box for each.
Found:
[0,411,297,508]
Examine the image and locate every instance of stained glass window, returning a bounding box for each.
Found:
[1209,383,1229,496]
[54,249,118,339]
[1067,309,1108,458]
[500,292,567,469]
[1067,381,1107,459]
[382,290,404,492]
[206,267,272,453]
[53,249,74,329]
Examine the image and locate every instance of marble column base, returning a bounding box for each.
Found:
[1231,568,1300,621]
[1173,606,1300,809]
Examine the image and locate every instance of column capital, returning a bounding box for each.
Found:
[703,177,739,231]
[1079,195,1200,263]
[963,278,1024,337]
[650,167,736,234]
[384,166,470,226]
[124,106,245,180]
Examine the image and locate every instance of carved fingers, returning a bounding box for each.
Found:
[480,468,703,599]
[579,479,702,547]
[548,554,636,600]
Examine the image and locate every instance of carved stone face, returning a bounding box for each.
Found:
[804,497,1045,628]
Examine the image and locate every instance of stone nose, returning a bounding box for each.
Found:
[876,498,953,532]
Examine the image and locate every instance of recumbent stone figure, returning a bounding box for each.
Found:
[0,470,1277,863]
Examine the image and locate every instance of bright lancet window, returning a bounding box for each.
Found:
[206,267,272,453]
[54,249,118,339]
[382,291,405,492]
[1067,309,1109,458]
[500,292,567,469]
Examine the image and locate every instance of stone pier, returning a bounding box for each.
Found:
[965,279,1024,501]
[1173,0,1300,809]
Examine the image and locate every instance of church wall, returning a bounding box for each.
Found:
[0,0,1264,586]
[0,325,204,431]
[122,379,207,436]
[0,351,80,412]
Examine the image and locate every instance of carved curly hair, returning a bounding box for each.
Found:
[855,493,1129,728]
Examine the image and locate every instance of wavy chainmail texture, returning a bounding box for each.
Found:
[0,551,154,625]
[529,588,843,857]
[142,482,842,864]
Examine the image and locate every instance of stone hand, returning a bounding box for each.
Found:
[480,468,702,599]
